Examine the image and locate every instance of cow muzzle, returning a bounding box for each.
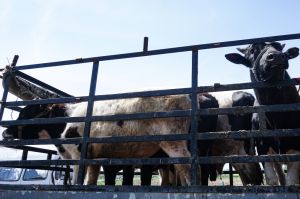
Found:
[263,51,287,72]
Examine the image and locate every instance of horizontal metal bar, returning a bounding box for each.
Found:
[198,78,300,93]
[197,128,300,140]
[0,157,191,167]
[3,88,192,108]
[14,71,73,97]
[0,110,191,126]
[4,78,300,108]
[0,154,300,167]
[199,103,300,116]
[4,96,88,107]
[197,154,300,164]
[0,116,86,126]
[1,128,300,147]
[4,106,22,112]
[2,102,300,127]
[0,134,190,147]
[0,137,82,146]
[1,165,72,172]
[0,184,299,193]
[15,33,300,70]
[90,110,191,121]
[5,145,57,154]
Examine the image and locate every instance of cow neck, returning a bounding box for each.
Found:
[251,72,300,106]
[251,71,300,131]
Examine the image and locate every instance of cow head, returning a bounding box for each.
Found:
[225,42,299,82]
[2,104,66,140]
[198,93,219,132]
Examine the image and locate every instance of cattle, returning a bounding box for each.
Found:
[228,91,255,154]
[2,92,263,186]
[137,93,220,186]
[210,91,263,185]
[225,41,300,185]
[150,92,263,186]
[2,95,194,186]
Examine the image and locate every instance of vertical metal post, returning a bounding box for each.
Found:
[21,150,28,161]
[190,50,199,185]
[0,55,19,120]
[143,37,148,52]
[229,164,234,186]
[47,153,52,160]
[77,61,99,185]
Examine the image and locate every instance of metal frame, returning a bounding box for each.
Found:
[1,33,300,193]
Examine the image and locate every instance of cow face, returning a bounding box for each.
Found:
[225,42,299,82]
[2,104,65,140]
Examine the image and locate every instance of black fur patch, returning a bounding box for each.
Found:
[64,127,82,152]
[65,127,80,138]
[77,144,82,152]
[56,145,66,153]
[117,120,124,127]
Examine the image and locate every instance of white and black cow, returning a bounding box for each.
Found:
[3,95,194,186]
[2,93,263,186]
[225,41,300,185]
[210,91,263,185]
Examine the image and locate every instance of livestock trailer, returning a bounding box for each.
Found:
[1,34,300,198]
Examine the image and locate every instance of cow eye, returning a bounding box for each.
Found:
[249,49,255,54]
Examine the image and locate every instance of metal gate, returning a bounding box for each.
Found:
[1,33,300,198]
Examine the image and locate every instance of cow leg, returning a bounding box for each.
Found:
[122,166,134,186]
[286,150,300,185]
[201,165,209,185]
[72,165,79,185]
[159,141,193,186]
[159,166,171,186]
[286,161,300,185]
[264,147,280,185]
[141,165,153,185]
[264,162,279,185]
[273,162,285,185]
[103,166,120,185]
[84,165,100,185]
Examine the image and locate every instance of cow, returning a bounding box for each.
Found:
[137,93,220,186]
[225,41,300,185]
[149,92,263,186]
[210,91,263,185]
[2,95,194,185]
[2,93,263,186]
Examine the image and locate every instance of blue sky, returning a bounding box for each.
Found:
[1,0,300,158]
[1,0,300,97]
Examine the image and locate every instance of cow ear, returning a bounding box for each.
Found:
[285,47,299,59]
[225,53,251,67]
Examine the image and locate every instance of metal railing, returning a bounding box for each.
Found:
[0,33,300,193]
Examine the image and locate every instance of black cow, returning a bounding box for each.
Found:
[228,91,263,185]
[228,91,255,154]
[225,41,300,185]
